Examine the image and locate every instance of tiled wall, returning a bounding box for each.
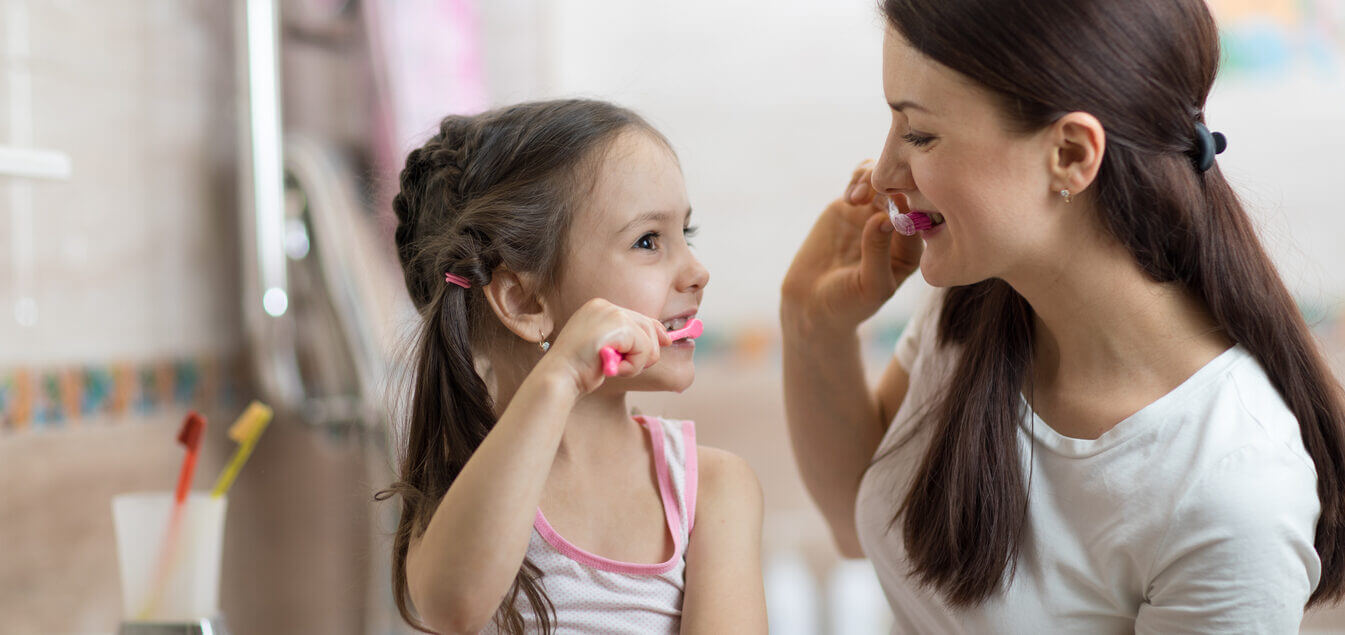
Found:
[0,2,376,632]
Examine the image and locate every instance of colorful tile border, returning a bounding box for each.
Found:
[2,303,1339,435]
[0,356,245,435]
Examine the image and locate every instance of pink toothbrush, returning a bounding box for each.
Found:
[888,197,935,236]
[600,318,704,377]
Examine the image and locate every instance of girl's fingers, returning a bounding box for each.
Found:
[653,319,673,348]
[614,316,666,376]
[639,320,663,370]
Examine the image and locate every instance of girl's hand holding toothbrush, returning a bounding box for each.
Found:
[539,298,673,396]
[781,159,924,333]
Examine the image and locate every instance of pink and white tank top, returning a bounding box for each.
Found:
[481,415,698,634]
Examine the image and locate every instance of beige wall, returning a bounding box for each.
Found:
[0,1,379,632]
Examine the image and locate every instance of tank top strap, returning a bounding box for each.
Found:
[635,415,699,541]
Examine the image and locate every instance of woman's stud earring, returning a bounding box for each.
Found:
[540,341,551,352]
[1059,188,1072,204]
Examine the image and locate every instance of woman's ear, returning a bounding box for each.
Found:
[483,268,554,344]
[1048,111,1106,197]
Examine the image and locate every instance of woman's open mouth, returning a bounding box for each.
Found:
[888,199,946,235]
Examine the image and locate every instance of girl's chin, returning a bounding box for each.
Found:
[599,364,696,394]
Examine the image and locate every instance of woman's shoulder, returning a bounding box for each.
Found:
[1195,346,1316,472]
[1162,348,1319,537]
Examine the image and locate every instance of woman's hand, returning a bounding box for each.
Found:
[781,160,923,333]
[538,298,673,396]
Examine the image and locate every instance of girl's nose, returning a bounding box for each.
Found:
[680,253,709,293]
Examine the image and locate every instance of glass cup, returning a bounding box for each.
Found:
[111,492,228,623]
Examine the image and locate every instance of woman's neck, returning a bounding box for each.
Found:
[1005,220,1233,437]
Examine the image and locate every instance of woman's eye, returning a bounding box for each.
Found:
[903,132,936,147]
[683,225,699,246]
[634,232,659,250]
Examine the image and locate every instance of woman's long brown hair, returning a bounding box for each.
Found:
[375,100,665,633]
[881,0,1345,608]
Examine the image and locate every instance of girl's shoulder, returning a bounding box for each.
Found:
[697,447,759,495]
[693,446,762,530]
[629,415,761,538]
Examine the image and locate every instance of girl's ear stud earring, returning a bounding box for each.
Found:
[1059,188,1072,204]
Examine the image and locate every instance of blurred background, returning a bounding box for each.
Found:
[1,0,1342,633]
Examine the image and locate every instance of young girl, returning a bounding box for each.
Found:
[378,100,767,634]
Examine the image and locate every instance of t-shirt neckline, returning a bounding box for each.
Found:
[1018,344,1248,458]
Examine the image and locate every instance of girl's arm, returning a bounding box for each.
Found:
[407,366,575,634]
[680,447,768,634]
[780,164,922,557]
[406,300,669,634]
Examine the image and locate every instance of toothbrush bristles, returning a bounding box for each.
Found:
[886,197,937,236]
[891,211,935,236]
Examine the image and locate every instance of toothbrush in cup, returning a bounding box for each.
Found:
[600,318,704,377]
[137,412,206,619]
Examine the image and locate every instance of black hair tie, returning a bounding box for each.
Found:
[1192,122,1227,173]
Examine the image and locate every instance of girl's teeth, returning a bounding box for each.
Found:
[930,212,945,225]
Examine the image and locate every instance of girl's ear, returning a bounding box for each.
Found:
[483,268,554,344]
[1047,111,1106,197]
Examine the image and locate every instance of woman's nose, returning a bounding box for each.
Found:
[871,133,915,197]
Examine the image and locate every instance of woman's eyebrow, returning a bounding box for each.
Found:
[889,100,933,114]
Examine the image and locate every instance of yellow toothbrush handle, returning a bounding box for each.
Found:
[211,440,256,498]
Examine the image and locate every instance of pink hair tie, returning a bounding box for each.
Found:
[444,272,471,289]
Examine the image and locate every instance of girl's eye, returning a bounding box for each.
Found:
[903,132,936,147]
[683,224,699,246]
[634,232,659,250]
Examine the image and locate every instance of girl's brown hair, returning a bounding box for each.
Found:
[375,99,665,633]
[880,0,1345,608]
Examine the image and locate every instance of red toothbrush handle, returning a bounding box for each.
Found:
[175,450,198,503]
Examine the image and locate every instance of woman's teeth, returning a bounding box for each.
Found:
[929,212,945,225]
[662,317,688,331]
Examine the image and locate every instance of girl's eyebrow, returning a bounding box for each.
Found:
[616,207,694,234]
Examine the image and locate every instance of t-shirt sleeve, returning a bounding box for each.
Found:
[1135,445,1321,634]
[894,288,940,372]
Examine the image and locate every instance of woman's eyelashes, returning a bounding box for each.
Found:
[902,131,936,147]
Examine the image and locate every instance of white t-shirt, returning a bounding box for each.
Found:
[855,289,1322,634]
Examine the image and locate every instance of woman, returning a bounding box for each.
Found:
[781,0,1345,632]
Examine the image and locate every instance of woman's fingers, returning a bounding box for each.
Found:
[846,160,877,205]
[858,209,900,301]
